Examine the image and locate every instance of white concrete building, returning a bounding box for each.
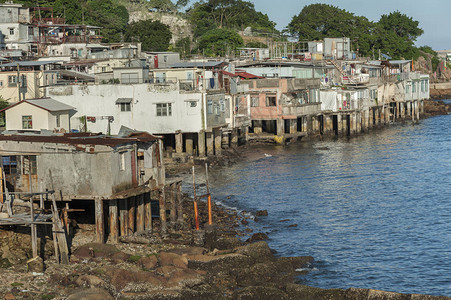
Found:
[46,82,228,157]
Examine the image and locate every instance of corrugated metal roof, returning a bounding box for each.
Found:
[0,132,159,147]
[170,61,226,68]
[115,98,132,104]
[25,98,75,112]
[0,60,62,67]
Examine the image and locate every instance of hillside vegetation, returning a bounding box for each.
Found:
[1,0,441,69]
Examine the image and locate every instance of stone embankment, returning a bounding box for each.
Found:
[430,82,451,99]
[423,99,451,117]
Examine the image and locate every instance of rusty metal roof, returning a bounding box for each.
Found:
[0,132,160,147]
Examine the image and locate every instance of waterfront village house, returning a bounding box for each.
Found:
[46,80,228,158]
[0,60,60,103]
[0,131,165,199]
[245,77,322,142]
[1,98,74,131]
[143,51,181,69]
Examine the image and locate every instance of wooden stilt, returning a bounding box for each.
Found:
[159,186,167,234]
[109,200,119,243]
[95,197,105,244]
[136,194,145,232]
[176,181,183,227]
[145,192,152,231]
[128,196,136,235]
[30,199,38,258]
[52,193,69,264]
[119,199,128,236]
[170,183,177,224]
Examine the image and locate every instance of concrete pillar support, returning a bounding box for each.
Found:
[198,131,206,157]
[214,129,222,155]
[276,119,284,136]
[185,133,194,155]
[206,131,214,156]
[175,131,183,154]
[289,119,297,134]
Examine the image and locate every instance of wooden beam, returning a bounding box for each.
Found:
[145,192,152,232]
[30,199,38,258]
[109,200,119,243]
[176,181,183,227]
[170,183,177,224]
[159,186,167,234]
[128,196,136,235]
[95,197,104,244]
[119,199,128,236]
[136,194,145,233]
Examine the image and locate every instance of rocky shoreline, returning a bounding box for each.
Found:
[0,195,450,299]
[0,104,450,299]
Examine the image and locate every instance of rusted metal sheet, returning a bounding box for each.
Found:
[128,196,136,235]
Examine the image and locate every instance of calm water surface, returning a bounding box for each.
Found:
[205,110,450,296]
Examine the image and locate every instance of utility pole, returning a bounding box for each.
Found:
[17,62,20,102]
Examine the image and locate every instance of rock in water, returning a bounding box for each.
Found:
[255,210,268,216]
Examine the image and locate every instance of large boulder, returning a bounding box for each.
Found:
[233,261,295,287]
[277,256,314,270]
[233,286,289,300]
[187,254,254,273]
[73,243,119,260]
[234,241,275,263]
[66,288,113,300]
[285,283,346,300]
[159,252,188,269]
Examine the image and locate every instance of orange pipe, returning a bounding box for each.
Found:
[207,194,212,225]
[193,200,200,230]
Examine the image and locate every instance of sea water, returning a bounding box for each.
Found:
[206,109,450,296]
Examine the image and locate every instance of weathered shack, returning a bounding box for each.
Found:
[0,131,165,199]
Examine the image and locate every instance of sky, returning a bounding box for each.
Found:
[187,0,449,50]
[250,0,447,50]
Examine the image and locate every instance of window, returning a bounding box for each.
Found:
[120,153,125,171]
[266,95,277,107]
[156,103,172,116]
[22,115,32,129]
[2,156,17,175]
[102,67,106,72]
[8,75,17,87]
[370,89,377,100]
[219,99,225,112]
[251,96,259,107]
[120,103,131,112]
[56,114,60,127]
[207,100,213,114]
[189,101,197,107]
[0,80,3,87]
[412,82,416,93]
[28,26,33,36]
[9,28,14,35]
[22,156,37,175]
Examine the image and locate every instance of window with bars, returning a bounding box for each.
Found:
[22,156,37,175]
[2,156,18,175]
[251,96,259,107]
[120,103,131,112]
[266,95,277,106]
[156,103,172,116]
[22,115,32,129]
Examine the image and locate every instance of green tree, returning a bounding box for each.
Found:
[125,20,172,51]
[375,11,423,59]
[149,0,176,12]
[197,28,243,56]
[188,0,276,38]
